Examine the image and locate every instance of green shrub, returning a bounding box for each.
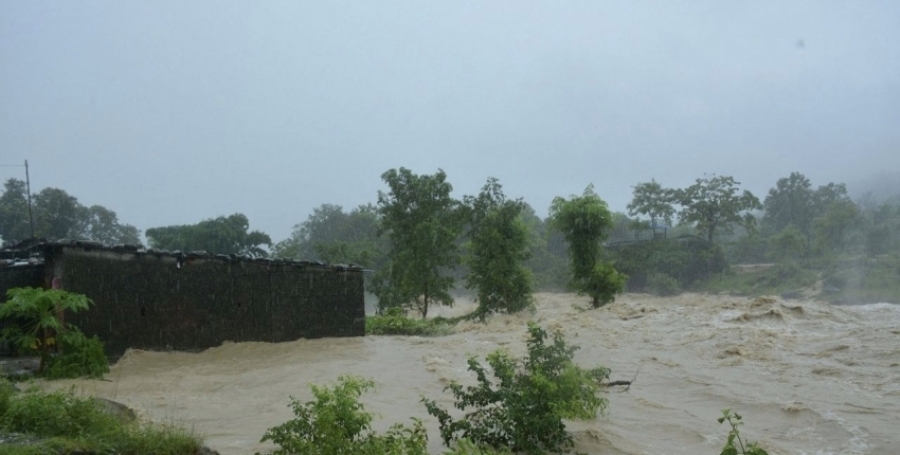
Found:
[0,383,202,455]
[366,307,455,336]
[423,323,609,455]
[258,375,428,455]
[44,330,110,379]
[718,410,769,455]
[0,287,94,374]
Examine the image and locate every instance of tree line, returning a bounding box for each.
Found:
[3,169,899,311]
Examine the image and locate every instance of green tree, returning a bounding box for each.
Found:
[674,175,761,243]
[83,205,142,245]
[33,187,88,240]
[813,198,861,255]
[372,168,463,318]
[423,323,609,455]
[0,287,94,374]
[548,185,625,308]
[273,204,385,267]
[463,178,533,319]
[0,178,31,243]
[626,179,675,236]
[762,172,815,242]
[146,213,272,256]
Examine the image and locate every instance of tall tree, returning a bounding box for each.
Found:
[0,178,31,243]
[549,185,625,308]
[146,213,271,256]
[762,172,816,244]
[272,203,384,267]
[626,179,675,235]
[33,188,88,240]
[372,168,463,318]
[463,178,533,318]
[674,175,761,243]
[83,205,141,245]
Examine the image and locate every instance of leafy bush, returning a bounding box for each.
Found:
[258,375,428,455]
[718,410,769,455]
[44,330,110,379]
[0,287,94,374]
[0,380,202,454]
[366,307,455,336]
[423,323,610,454]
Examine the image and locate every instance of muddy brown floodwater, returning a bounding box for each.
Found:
[43,293,900,455]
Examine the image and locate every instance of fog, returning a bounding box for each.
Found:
[2,1,898,241]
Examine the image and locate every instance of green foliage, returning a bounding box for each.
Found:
[674,175,761,243]
[423,323,610,455]
[0,178,141,245]
[366,307,456,336]
[44,330,110,379]
[146,213,272,256]
[627,179,675,230]
[0,380,202,455]
[697,263,817,297]
[272,203,385,267]
[258,375,428,455]
[0,178,32,244]
[549,185,625,307]
[464,178,534,319]
[373,168,464,318]
[717,410,769,455]
[0,287,94,374]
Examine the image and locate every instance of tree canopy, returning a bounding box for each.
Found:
[272,203,384,266]
[372,168,463,318]
[549,185,625,308]
[145,213,272,256]
[674,175,761,243]
[0,178,140,245]
[626,179,675,232]
[463,178,533,318]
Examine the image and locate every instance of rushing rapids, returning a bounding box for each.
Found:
[42,293,900,454]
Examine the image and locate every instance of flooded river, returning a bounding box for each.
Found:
[45,293,900,454]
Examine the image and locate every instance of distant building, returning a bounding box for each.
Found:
[0,240,365,356]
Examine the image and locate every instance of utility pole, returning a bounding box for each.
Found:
[25,160,35,239]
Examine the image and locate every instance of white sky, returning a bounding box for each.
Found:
[2,1,898,241]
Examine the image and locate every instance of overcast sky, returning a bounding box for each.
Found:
[2,1,898,242]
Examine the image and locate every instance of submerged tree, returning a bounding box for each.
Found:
[549,185,625,308]
[463,178,533,319]
[372,168,463,318]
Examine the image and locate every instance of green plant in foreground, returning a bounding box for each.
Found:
[423,322,610,455]
[718,409,769,455]
[0,379,202,455]
[258,375,428,455]
[44,330,110,379]
[0,287,94,374]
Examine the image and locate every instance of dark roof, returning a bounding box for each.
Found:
[0,239,364,272]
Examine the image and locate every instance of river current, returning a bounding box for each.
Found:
[45,293,900,454]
